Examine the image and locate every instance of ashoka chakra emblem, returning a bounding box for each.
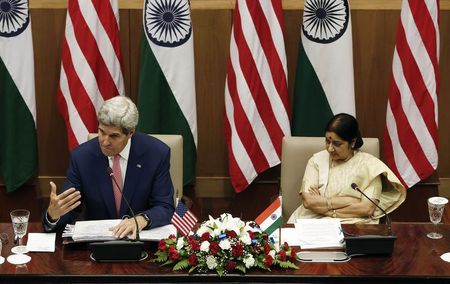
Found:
[302,0,349,44]
[0,0,29,37]
[144,0,192,47]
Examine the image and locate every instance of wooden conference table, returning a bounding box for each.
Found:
[0,222,449,283]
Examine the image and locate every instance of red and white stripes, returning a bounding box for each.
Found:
[224,0,290,193]
[57,0,124,150]
[385,0,439,188]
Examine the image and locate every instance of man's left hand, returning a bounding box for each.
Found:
[110,216,147,239]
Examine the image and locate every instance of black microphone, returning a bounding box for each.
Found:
[107,166,140,241]
[351,183,392,235]
[88,167,147,262]
[343,183,397,256]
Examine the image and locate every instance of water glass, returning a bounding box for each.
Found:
[427,197,448,239]
[10,209,30,254]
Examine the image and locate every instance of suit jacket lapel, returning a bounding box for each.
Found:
[94,150,117,218]
[120,135,143,215]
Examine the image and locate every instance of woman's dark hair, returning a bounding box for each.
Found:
[325,113,364,149]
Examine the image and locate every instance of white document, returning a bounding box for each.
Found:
[26,233,56,252]
[270,228,303,246]
[294,219,344,249]
[71,219,177,242]
[140,224,177,241]
[72,219,120,242]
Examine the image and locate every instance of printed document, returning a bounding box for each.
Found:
[294,219,344,249]
[70,219,176,242]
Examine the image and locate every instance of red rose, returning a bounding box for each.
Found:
[278,249,287,261]
[189,238,200,251]
[210,242,220,255]
[168,245,176,253]
[232,243,244,257]
[200,232,210,242]
[158,239,166,251]
[253,245,261,254]
[264,243,271,254]
[226,260,237,271]
[283,242,289,250]
[168,249,179,260]
[168,234,176,240]
[227,230,237,238]
[248,230,255,239]
[290,247,298,260]
[188,253,197,266]
[264,255,274,267]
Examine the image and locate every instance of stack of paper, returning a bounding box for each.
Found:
[70,219,177,242]
[294,219,345,249]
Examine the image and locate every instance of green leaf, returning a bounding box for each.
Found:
[152,251,168,263]
[236,264,246,273]
[173,259,190,271]
[188,265,198,273]
[161,260,175,267]
[217,267,225,277]
[255,261,269,271]
[278,261,299,269]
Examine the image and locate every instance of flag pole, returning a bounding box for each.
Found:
[278,188,282,248]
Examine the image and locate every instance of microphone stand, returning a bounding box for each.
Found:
[109,167,141,241]
[88,167,147,262]
[342,183,397,257]
[351,183,392,235]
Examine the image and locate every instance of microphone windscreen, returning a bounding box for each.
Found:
[351,183,358,190]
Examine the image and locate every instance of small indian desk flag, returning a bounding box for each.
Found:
[255,196,282,236]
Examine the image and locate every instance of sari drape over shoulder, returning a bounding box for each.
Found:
[288,150,406,224]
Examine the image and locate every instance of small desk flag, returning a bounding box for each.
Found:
[171,201,198,236]
[255,197,282,236]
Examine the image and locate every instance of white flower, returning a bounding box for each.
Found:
[240,232,252,245]
[176,238,184,250]
[269,250,276,258]
[196,225,213,237]
[244,221,256,233]
[213,228,222,237]
[200,241,210,252]
[244,254,255,268]
[219,239,231,250]
[273,242,280,252]
[206,255,217,270]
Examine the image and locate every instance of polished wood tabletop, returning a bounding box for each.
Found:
[0,222,449,283]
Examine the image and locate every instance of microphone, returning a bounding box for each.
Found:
[107,166,140,241]
[343,183,397,256]
[351,183,392,235]
[88,167,147,262]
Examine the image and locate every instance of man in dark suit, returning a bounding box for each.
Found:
[43,96,175,239]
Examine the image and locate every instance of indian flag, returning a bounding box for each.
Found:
[0,0,37,192]
[137,0,197,185]
[291,0,355,136]
[255,197,282,236]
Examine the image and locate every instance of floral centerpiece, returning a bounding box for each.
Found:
[153,213,298,276]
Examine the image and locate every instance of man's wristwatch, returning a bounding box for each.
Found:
[140,213,151,229]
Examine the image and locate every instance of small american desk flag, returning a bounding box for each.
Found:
[171,201,198,236]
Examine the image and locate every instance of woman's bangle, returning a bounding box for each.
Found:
[332,209,337,218]
[326,197,333,210]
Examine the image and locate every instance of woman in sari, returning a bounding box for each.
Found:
[288,113,406,224]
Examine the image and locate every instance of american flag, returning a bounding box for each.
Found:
[384,0,439,188]
[171,201,198,236]
[224,0,291,193]
[57,0,124,150]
